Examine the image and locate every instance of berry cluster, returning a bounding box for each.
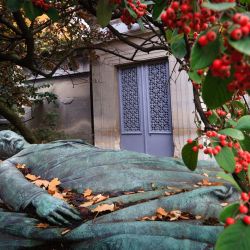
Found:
[230,13,250,41]
[32,0,52,11]
[234,150,250,174]
[120,0,147,25]
[161,1,217,34]
[225,192,250,227]
[210,50,250,92]
[198,30,217,46]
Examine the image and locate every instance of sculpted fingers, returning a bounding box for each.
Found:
[50,211,71,226]
[46,216,63,226]
[58,206,82,221]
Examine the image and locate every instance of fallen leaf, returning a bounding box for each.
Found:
[32,179,50,188]
[36,223,49,229]
[137,190,144,193]
[48,178,61,194]
[61,229,71,235]
[16,164,26,169]
[91,203,115,213]
[124,191,135,195]
[92,194,109,203]
[25,174,40,181]
[156,207,168,217]
[195,215,202,220]
[168,210,182,221]
[203,173,209,177]
[193,185,199,188]
[53,192,65,200]
[83,188,92,197]
[79,201,94,207]
[165,192,171,196]
[141,216,157,221]
[85,195,94,201]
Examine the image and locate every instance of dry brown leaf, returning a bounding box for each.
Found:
[180,215,190,220]
[25,174,40,181]
[91,203,115,213]
[141,216,157,221]
[48,178,61,194]
[195,215,202,220]
[169,210,182,221]
[203,173,209,177]
[166,186,182,192]
[85,195,94,201]
[124,191,135,195]
[193,185,199,188]
[61,229,71,235]
[79,201,94,207]
[156,207,168,217]
[16,163,26,169]
[92,194,109,203]
[83,188,92,197]
[165,192,171,196]
[137,190,144,193]
[53,192,65,200]
[32,179,50,188]
[36,223,49,229]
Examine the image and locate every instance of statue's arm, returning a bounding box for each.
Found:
[0,160,81,225]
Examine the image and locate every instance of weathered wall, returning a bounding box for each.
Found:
[26,73,93,143]
[91,34,197,157]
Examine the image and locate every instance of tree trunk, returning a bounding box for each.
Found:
[0,101,37,143]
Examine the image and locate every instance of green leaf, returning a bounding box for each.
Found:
[219,203,240,223]
[228,36,250,56]
[188,70,202,83]
[181,141,198,171]
[46,8,59,22]
[239,133,250,152]
[219,128,245,140]
[215,220,250,250]
[202,2,236,11]
[214,146,236,173]
[217,172,241,191]
[96,0,113,27]
[6,0,23,11]
[202,71,233,109]
[152,0,167,20]
[208,112,220,125]
[190,31,221,70]
[236,115,250,132]
[170,37,187,59]
[23,1,43,20]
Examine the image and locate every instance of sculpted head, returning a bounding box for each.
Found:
[0,130,29,159]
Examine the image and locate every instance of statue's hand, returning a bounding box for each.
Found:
[32,194,81,226]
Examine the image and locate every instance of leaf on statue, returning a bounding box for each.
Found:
[140,215,157,221]
[181,140,199,171]
[25,174,40,181]
[215,220,250,250]
[32,179,50,188]
[16,163,26,169]
[48,178,61,194]
[91,203,115,213]
[168,210,182,221]
[61,228,71,235]
[156,207,168,217]
[36,223,49,229]
[53,192,64,200]
[83,188,92,197]
[79,201,94,208]
[92,194,109,203]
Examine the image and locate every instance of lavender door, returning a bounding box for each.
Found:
[118,61,174,157]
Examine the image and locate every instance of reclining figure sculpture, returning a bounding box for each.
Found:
[0,130,238,249]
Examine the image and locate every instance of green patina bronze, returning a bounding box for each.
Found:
[0,130,238,249]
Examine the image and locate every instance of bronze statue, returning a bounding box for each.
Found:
[0,130,238,249]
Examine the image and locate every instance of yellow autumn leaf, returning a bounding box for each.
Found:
[79,201,94,207]
[32,179,50,188]
[25,174,40,181]
[156,207,168,217]
[83,188,92,197]
[91,203,115,213]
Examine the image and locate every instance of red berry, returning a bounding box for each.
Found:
[198,35,208,46]
[241,192,249,202]
[231,28,243,40]
[206,31,217,42]
[239,204,249,214]
[171,1,179,10]
[243,216,250,225]
[187,138,193,144]
[192,146,199,152]
[225,217,235,225]
[212,59,222,70]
